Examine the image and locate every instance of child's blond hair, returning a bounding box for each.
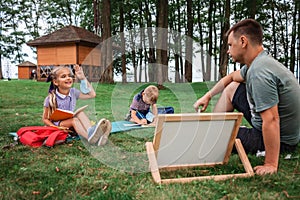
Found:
[144,85,159,104]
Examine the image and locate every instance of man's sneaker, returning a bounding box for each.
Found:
[87,118,106,144]
[97,119,112,146]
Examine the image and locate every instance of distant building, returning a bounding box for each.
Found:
[17,61,37,80]
[27,25,102,82]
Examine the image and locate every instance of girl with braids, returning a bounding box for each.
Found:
[43,65,111,146]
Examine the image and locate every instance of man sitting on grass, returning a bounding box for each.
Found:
[194,19,300,176]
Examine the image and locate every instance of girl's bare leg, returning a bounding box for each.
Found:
[75,111,92,131]
[72,118,88,139]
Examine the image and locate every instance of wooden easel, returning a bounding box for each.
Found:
[145,113,254,184]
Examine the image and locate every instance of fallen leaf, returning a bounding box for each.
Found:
[283,190,300,199]
[102,184,108,190]
[32,191,40,195]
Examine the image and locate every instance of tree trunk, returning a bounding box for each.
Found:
[213,1,218,81]
[284,0,289,68]
[0,19,2,79]
[271,0,277,58]
[143,30,149,83]
[144,46,148,82]
[128,21,137,83]
[174,0,182,83]
[205,0,213,81]
[295,0,300,84]
[139,2,144,82]
[247,0,256,19]
[196,2,205,82]
[145,0,156,82]
[93,0,100,35]
[120,1,127,83]
[184,0,193,82]
[219,0,230,78]
[289,0,297,74]
[100,0,113,83]
[156,0,168,86]
[139,30,143,83]
[0,53,2,79]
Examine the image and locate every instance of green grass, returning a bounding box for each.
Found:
[0,80,299,199]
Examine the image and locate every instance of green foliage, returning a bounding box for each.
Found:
[77,0,95,32]
[1,0,299,82]
[0,80,299,199]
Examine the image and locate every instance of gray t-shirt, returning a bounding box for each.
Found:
[240,50,300,145]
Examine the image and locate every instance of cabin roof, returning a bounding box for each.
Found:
[17,61,36,67]
[27,25,101,47]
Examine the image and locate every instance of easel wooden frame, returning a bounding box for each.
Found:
[145,113,254,184]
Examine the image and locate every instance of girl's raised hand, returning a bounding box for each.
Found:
[74,65,86,80]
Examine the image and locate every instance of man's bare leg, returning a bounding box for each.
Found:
[213,82,240,112]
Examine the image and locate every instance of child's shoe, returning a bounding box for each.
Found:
[87,119,106,144]
[97,119,112,146]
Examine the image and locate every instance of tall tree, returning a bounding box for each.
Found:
[213,0,218,81]
[93,0,101,34]
[129,24,137,82]
[169,0,183,83]
[205,0,214,81]
[219,0,230,78]
[156,0,168,87]
[100,0,114,83]
[295,0,300,84]
[271,0,277,58]
[298,0,300,83]
[145,0,156,82]
[196,0,206,82]
[119,0,127,83]
[289,0,298,74]
[0,0,27,65]
[0,10,3,79]
[246,0,256,19]
[138,1,144,83]
[184,0,193,82]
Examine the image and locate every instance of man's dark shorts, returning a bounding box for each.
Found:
[232,83,297,154]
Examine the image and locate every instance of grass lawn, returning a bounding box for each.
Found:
[0,80,299,199]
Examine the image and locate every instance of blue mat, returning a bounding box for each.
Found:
[9,121,151,138]
[111,121,153,133]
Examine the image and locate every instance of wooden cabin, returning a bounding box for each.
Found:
[17,61,37,80]
[27,25,102,82]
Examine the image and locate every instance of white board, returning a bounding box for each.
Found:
[157,120,236,167]
[152,113,243,169]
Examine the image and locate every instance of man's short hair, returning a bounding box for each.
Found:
[226,19,263,45]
